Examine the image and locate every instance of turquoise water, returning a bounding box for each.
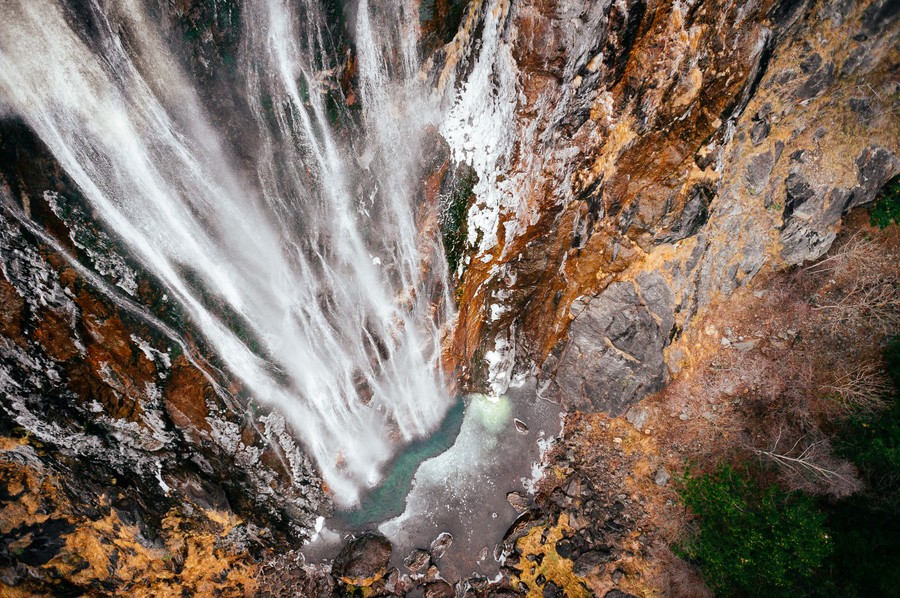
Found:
[333,397,466,528]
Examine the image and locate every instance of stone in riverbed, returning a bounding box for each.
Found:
[422,580,455,598]
[404,548,431,573]
[332,531,392,586]
[430,532,453,558]
[506,491,531,513]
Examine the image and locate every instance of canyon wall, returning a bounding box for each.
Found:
[444,0,899,416]
[0,0,897,593]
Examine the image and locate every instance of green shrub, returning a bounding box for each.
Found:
[821,337,900,596]
[837,337,900,505]
[440,166,477,276]
[869,175,899,228]
[821,495,900,597]
[678,464,832,597]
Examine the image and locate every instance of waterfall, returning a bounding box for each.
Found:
[0,0,451,506]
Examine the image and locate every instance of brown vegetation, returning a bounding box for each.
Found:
[638,212,897,591]
[537,210,898,596]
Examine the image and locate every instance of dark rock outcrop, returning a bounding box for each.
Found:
[546,272,675,414]
[332,531,393,586]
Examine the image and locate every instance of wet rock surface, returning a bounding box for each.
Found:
[0,119,327,529]
[332,531,393,586]
[446,0,899,408]
[404,548,433,573]
[429,532,454,558]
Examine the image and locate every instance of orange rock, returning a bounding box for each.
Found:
[164,356,212,433]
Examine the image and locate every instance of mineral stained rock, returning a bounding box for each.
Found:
[445,0,899,416]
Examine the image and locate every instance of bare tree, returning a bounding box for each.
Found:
[814,282,900,333]
[821,362,892,415]
[806,233,900,334]
[752,426,862,499]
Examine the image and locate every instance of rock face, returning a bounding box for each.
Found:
[444,0,899,415]
[545,272,675,414]
[0,437,262,595]
[0,118,327,594]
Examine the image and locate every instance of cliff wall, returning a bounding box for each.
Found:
[444,0,898,415]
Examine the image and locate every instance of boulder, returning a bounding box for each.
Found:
[430,532,453,558]
[332,531,392,586]
[404,548,432,573]
[550,272,675,415]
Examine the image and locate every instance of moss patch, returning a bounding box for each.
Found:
[440,164,477,277]
[869,175,899,228]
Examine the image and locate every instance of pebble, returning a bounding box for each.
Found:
[732,339,759,352]
[430,532,453,558]
[654,466,670,487]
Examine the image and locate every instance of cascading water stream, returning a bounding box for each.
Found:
[0,0,453,506]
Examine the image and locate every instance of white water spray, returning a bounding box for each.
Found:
[0,0,452,505]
